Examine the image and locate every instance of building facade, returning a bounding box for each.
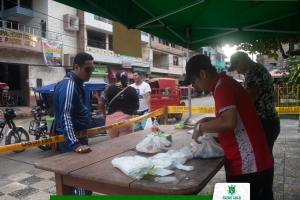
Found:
[0,0,78,107]
[82,12,150,84]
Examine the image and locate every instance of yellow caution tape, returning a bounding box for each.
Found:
[0,107,166,153]
[168,106,215,114]
[2,105,300,153]
[276,106,300,114]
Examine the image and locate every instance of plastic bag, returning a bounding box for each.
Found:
[136,135,171,154]
[190,135,224,158]
[174,121,184,129]
[112,156,154,180]
[143,117,152,130]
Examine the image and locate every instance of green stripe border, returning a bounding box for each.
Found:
[51,195,213,200]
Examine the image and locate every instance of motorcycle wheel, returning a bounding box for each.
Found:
[35,127,52,151]
[5,127,30,153]
[33,113,42,120]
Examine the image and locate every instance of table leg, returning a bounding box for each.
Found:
[55,173,72,195]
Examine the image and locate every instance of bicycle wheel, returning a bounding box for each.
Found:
[36,127,51,151]
[5,127,30,153]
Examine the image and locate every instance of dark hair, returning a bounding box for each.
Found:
[73,52,94,69]
[116,70,128,87]
[134,71,143,77]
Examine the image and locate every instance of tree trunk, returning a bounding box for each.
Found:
[277,39,289,59]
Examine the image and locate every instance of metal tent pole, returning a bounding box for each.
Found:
[185,26,192,124]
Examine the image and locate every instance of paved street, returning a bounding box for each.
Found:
[0,95,299,199]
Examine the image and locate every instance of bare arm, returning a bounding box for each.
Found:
[98,101,106,119]
[145,92,151,112]
[193,108,238,144]
[246,87,257,103]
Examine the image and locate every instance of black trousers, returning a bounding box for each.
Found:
[226,168,273,200]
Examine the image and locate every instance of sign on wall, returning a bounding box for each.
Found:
[113,21,142,58]
[0,28,42,52]
[92,66,108,76]
[42,39,63,66]
[133,67,148,72]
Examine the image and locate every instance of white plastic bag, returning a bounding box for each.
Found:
[136,135,171,154]
[190,135,224,158]
[143,118,152,130]
[112,156,154,180]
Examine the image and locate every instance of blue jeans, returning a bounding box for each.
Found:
[259,117,280,200]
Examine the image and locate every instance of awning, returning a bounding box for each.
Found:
[108,68,133,79]
[54,0,300,50]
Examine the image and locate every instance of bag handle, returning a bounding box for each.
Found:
[108,85,130,107]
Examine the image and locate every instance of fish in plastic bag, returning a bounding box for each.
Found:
[190,135,224,158]
[136,135,171,154]
[112,156,154,180]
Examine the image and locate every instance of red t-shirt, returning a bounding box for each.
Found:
[210,72,273,176]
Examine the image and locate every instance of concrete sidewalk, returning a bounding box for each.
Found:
[0,106,33,119]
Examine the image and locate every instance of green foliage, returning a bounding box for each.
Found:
[236,35,300,60]
[281,56,300,85]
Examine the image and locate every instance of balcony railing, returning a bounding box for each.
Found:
[0,20,62,40]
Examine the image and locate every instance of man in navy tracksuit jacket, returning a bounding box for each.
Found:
[54,52,95,195]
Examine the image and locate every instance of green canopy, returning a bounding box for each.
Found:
[55,0,300,49]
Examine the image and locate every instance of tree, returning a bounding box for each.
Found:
[235,35,300,60]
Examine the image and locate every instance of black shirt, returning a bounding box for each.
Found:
[100,84,139,115]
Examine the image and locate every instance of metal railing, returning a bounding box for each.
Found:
[0,20,62,40]
[274,84,300,107]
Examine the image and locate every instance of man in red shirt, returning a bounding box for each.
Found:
[182,55,273,199]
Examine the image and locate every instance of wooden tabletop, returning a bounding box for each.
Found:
[34,125,225,195]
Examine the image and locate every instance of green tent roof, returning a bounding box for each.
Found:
[55,0,300,50]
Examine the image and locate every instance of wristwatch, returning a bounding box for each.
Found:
[196,123,202,132]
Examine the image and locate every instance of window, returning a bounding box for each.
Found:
[87,29,106,49]
[4,0,17,10]
[151,35,154,41]
[20,0,33,9]
[204,51,207,56]
[173,56,179,66]
[109,35,113,51]
[171,43,175,48]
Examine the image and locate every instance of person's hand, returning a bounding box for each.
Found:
[192,122,203,144]
[75,145,92,153]
[102,113,106,120]
[148,108,151,113]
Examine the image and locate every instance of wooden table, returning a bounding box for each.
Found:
[34,125,225,195]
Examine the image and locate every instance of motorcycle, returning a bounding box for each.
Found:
[31,102,48,120]
[28,120,51,151]
[0,108,30,153]
[1,95,15,107]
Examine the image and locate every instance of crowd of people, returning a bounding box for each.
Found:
[54,52,279,199]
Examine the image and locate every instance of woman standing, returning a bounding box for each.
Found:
[98,70,139,139]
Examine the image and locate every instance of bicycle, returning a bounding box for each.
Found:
[0,109,30,153]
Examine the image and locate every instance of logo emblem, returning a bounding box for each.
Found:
[228,185,236,195]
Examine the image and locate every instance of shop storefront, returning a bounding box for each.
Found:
[90,65,108,83]
[107,67,133,84]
